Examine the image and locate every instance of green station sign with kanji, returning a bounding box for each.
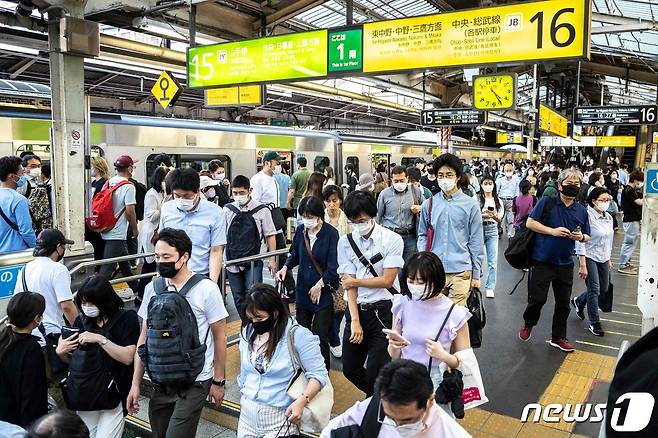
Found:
[328,28,363,73]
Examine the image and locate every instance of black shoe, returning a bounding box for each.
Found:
[571,297,585,320]
[589,322,604,337]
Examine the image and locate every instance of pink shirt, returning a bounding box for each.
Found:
[513,194,536,226]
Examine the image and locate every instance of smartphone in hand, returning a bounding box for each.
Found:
[382,329,411,345]
[61,327,80,339]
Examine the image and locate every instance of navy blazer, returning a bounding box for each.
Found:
[285,222,339,312]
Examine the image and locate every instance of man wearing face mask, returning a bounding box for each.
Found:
[159,168,226,283]
[321,359,470,438]
[224,175,277,320]
[16,154,53,235]
[376,166,422,263]
[288,156,311,211]
[14,229,79,377]
[273,161,291,212]
[618,171,644,275]
[418,153,484,306]
[0,155,37,252]
[495,163,521,239]
[414,158,427,178]
[519,169,590,353]
[338,190,404,396]
[129,228,228,437]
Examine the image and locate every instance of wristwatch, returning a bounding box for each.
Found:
[212,378,226,387]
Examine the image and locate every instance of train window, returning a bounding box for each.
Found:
[346,156,359,175]
[401,157,418,168]
[314,156,330,173]
[145,154,231,184]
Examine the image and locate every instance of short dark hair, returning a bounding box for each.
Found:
[298,196,324,218]
[75,276,124,322]
[343,190,377,220]
[433,153,463,178]
[400,252,446,300]
[153,153,172,169]
[391,165,406,176]
[150,166,169,192]
[377,359,434,410]
[208,160,224,173]
[587,187,610,207]
[169,167,200,192]
[156,228,193,259]
[519,179,532,195]
[22,154,41,167]
[297,157,307,167]
[629,170,644,183]
[406,166,421,182]
[588,171,603,187]
[232,175,250,190]
[28,410,90,438]
[322,184,344,203]
[41,163,51,179]
[0,156,22,182]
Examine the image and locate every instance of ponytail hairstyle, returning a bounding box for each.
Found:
[0,292,45,362]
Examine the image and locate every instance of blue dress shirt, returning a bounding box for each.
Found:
[0,188,36,254]
[496,174,521,199]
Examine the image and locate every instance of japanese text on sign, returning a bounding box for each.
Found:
[573,105,658,126]
[421,109,486,127]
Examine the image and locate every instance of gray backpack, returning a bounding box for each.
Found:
[138,274,207,386]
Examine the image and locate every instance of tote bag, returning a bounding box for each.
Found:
[440,348,488,410]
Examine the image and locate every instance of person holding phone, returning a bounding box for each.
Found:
[387,252,471,394]
[479,176,504,298]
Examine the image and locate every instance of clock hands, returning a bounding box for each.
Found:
[490,87,503,105]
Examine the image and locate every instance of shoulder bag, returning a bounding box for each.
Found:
[286,324,335,433]
[303,232,345,313]
[345,234,398,295]
[0,205,30,248]
[424,197,435,252]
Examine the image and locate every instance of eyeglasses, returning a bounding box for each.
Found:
[436,173,456,179]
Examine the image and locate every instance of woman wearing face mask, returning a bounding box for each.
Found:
[276,196,339,370]
[0,292,48,427]
[387,253,471,403]
[237,284,328,437]
[56,276,140,438]
[571,188,614,337]
[208,159,231,207]
[524,167,538,187]
[136,166,168,303]
[479,176,504,298]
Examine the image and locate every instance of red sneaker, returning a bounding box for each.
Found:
[519,325,532,341]
[549,338,575,352]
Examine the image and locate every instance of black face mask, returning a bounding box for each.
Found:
[156,256,183,278]
[561,184,580,198]
[55,246,65,262]
[252,318,274,335]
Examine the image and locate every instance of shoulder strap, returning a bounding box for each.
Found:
[427,303,455,371]
[226,203,240,215]
[346,234,378,279]
[538,196,556,224]
[286,323,305,372]
[0,205,18,231]
[248,203,269,216]
[178,273,206,297]
[360,393,383,437]
[106,179,130,193]
[153,276,167,295]
[304,231,324,277]
[21,267,28,292]
[428,196,433,223]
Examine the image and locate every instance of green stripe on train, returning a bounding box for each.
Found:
[12,119,105,144]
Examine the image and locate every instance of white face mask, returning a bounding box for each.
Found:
[90,168,97,177]
[161,182,167,192]
[482,184,494,193]
[29,168,41,179]
[352,219,374,236]
[234,194,249,205]
[437,178,456,193]
[175,197,196,211]
[505,171,513,178]
[205,188,216,199]
[302,218,318,229]
[637,182,644,188]
[407,283,427,301]
[596,201,610,212]
[213,172,225,182]
[389,418,425,437]
[393,182,407,192]
[274,165,282,174]
[82,305,99,318]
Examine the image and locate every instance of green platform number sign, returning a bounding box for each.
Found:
[328,28,363,73]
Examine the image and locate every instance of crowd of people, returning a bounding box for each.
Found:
[0,148,646,437]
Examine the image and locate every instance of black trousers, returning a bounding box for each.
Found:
[276,232,296,294]
[342,301,392,397]
[137,261,157,300]
[296,305,333,371]
[523,262,574,340]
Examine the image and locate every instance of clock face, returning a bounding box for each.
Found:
[473,74,516,110]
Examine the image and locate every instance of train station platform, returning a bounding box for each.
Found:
[119,234,640,438]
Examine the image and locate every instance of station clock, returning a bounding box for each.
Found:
[472,73,517,110]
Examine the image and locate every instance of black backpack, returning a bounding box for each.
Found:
[504,197,556,293]
[225,203,268,263]
[129,178,147,221]
[62,311,126,411]
[138,274,207,386]
[466,287,486,348]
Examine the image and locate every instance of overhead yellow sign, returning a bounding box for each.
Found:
[363,0,590,73]
[205,85,262,107]
[539,104,568,138]
[151,71,182,110]
[496,131,523,144]
[595,136,636,148]
[653,132,658,143]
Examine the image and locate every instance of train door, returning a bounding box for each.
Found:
[371,153,390,176]
[257,150,293,176]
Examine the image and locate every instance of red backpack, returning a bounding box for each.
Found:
[85,180,131,232]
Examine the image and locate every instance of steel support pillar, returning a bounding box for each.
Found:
[48,2,87,254]
[638,162,658,334]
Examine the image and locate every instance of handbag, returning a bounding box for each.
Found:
[466,287,486,348]
[150,226,159,245]
[599,277,614,313]
[440,348,488,410]
[303,231,345,312]
[286,324,334,433]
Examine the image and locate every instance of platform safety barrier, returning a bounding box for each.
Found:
[220,248,290,297]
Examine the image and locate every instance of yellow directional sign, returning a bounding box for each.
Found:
[595,136,636,148]
[205,85,262,107]
[539,104,568,138]
[151,71,182,110]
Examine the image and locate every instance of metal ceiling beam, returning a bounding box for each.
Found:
[9,58,39,79]
[254,0,327,29]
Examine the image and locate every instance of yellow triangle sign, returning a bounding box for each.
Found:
[151,71,182,110]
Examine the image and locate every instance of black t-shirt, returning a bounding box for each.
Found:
[420,175,440,195]
[73,309,140,410]
[621,186,642,222]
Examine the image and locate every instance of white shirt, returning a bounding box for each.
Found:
[101,176,137,241]
[575,206,614,264]
[481,197,504,223]
[250,171,279,206]
[15,257,74,345]
[337,224,404,304]
[138,275,229,381]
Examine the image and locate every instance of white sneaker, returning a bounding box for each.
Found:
[485,289,495,298]
[330,345,342,358]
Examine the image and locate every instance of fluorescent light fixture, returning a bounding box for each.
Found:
[0,43,39,56]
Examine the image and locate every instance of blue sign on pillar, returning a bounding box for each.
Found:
[647,169,658,195]
[0,265,24,299]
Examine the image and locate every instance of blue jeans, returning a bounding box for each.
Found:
[227,260,263,320]
[482,223,499,290]
[401,234,418,264]
[575,258,609,324]
[619,221,640,267]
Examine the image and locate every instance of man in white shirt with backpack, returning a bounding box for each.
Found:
[128,228,228,438]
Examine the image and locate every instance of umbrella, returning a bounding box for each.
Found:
[500,144,528,152]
